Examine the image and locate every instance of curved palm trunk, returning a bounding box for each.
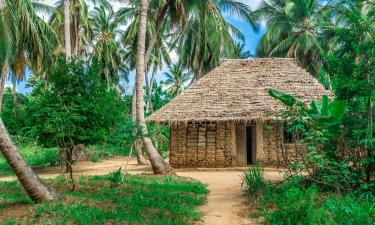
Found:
[136,0,175,175]
[64,0,72,58]
[146,65,157,113]
[0,119,58,202]
[132,88,148,165]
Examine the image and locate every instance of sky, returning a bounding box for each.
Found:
[11,0,265,94]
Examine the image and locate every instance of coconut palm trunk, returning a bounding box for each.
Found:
[64,0,72,58]
[136,0,175,175]
[132,87,148,165]
[0,119,58,202]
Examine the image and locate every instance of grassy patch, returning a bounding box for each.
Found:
[0,144,132,177]
[0,175,207,225]
[0,146,60,177]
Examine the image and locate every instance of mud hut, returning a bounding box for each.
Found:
[147,58,331,168]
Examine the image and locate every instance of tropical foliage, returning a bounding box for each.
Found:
[0,2,373,224]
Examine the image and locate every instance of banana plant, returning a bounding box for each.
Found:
[269,89,346,123]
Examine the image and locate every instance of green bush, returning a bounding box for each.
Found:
[26,58,125,148]
[323,195,375,225]
[1,88,29,137]
[0,145,60,176]
[109,168,122,188]
[242,166,269,197]
[259,179,375,225]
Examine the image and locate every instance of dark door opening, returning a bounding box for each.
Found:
[246,126,254,165]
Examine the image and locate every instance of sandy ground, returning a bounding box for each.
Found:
[0,157,285,225]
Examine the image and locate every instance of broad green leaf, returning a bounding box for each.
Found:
[269,89,296,107]
[330,100,346,121]
[309,99,321,114]
[321,95,330,116]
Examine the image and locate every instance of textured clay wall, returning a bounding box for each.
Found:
[170,122,236,168]
[262,122,301,167]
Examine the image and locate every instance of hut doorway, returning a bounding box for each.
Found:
[246,126,256,165]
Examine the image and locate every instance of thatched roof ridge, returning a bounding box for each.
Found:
[148,58,331,124]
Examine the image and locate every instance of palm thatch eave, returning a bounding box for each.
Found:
[147,58,331,124]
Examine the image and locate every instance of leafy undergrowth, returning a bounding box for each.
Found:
[0,175,207,225]
[0,144,132,177]
[0,146,60,177]
[242,167,375,225]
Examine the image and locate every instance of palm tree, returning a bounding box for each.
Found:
[253,0,324,75]
[117,0,179,167]
[0,0,58,202]
[49,0,92,57]
[164,63,191,96]
[90,3,127,84]
[176,0,257,80]
[135,0,175,175]
[234,42,253,59]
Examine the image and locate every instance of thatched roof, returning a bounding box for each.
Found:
[148,58,331,124]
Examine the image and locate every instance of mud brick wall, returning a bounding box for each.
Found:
[170,121,236,168]
[262,122,300,167]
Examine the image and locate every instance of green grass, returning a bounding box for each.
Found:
[242,171,375,225]
[0,175,208,225]
[0,146,60,177]
[0,144,133,177]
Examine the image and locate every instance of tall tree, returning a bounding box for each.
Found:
[254,0,324,75]
[90,3,127,84]
[64,0,72,58]
[50,0,92,57]
[136,0,175,175]
[176,0,256,80]
[0,0,58,202]
[164,63,191,96]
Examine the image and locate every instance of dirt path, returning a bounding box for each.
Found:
[0,157,284,225]
[178,171,283,225]
[0,157,152,182]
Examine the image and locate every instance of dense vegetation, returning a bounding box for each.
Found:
[243,167,374,225]
[0,175,207,225]
[239,1,375,224]
[1,59,173,170]
[0,0,374,224]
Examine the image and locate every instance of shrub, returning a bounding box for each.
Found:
[259,178,375,225]
[323,195,375,225]
[26,58,125,148]
[109,168,122,188]
[264,186,326,225]
[242,166,269,197]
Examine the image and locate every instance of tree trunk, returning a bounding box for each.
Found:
[145,68,150,114]
[146,65,157,113]
[64,0,72,59]
[132,87,148,165]
[65,147,74,173]
[196,60,204,80]
[0,63,7,114]
[136,0,175,175]
[0,119,58,202]
[144,4,169,67]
